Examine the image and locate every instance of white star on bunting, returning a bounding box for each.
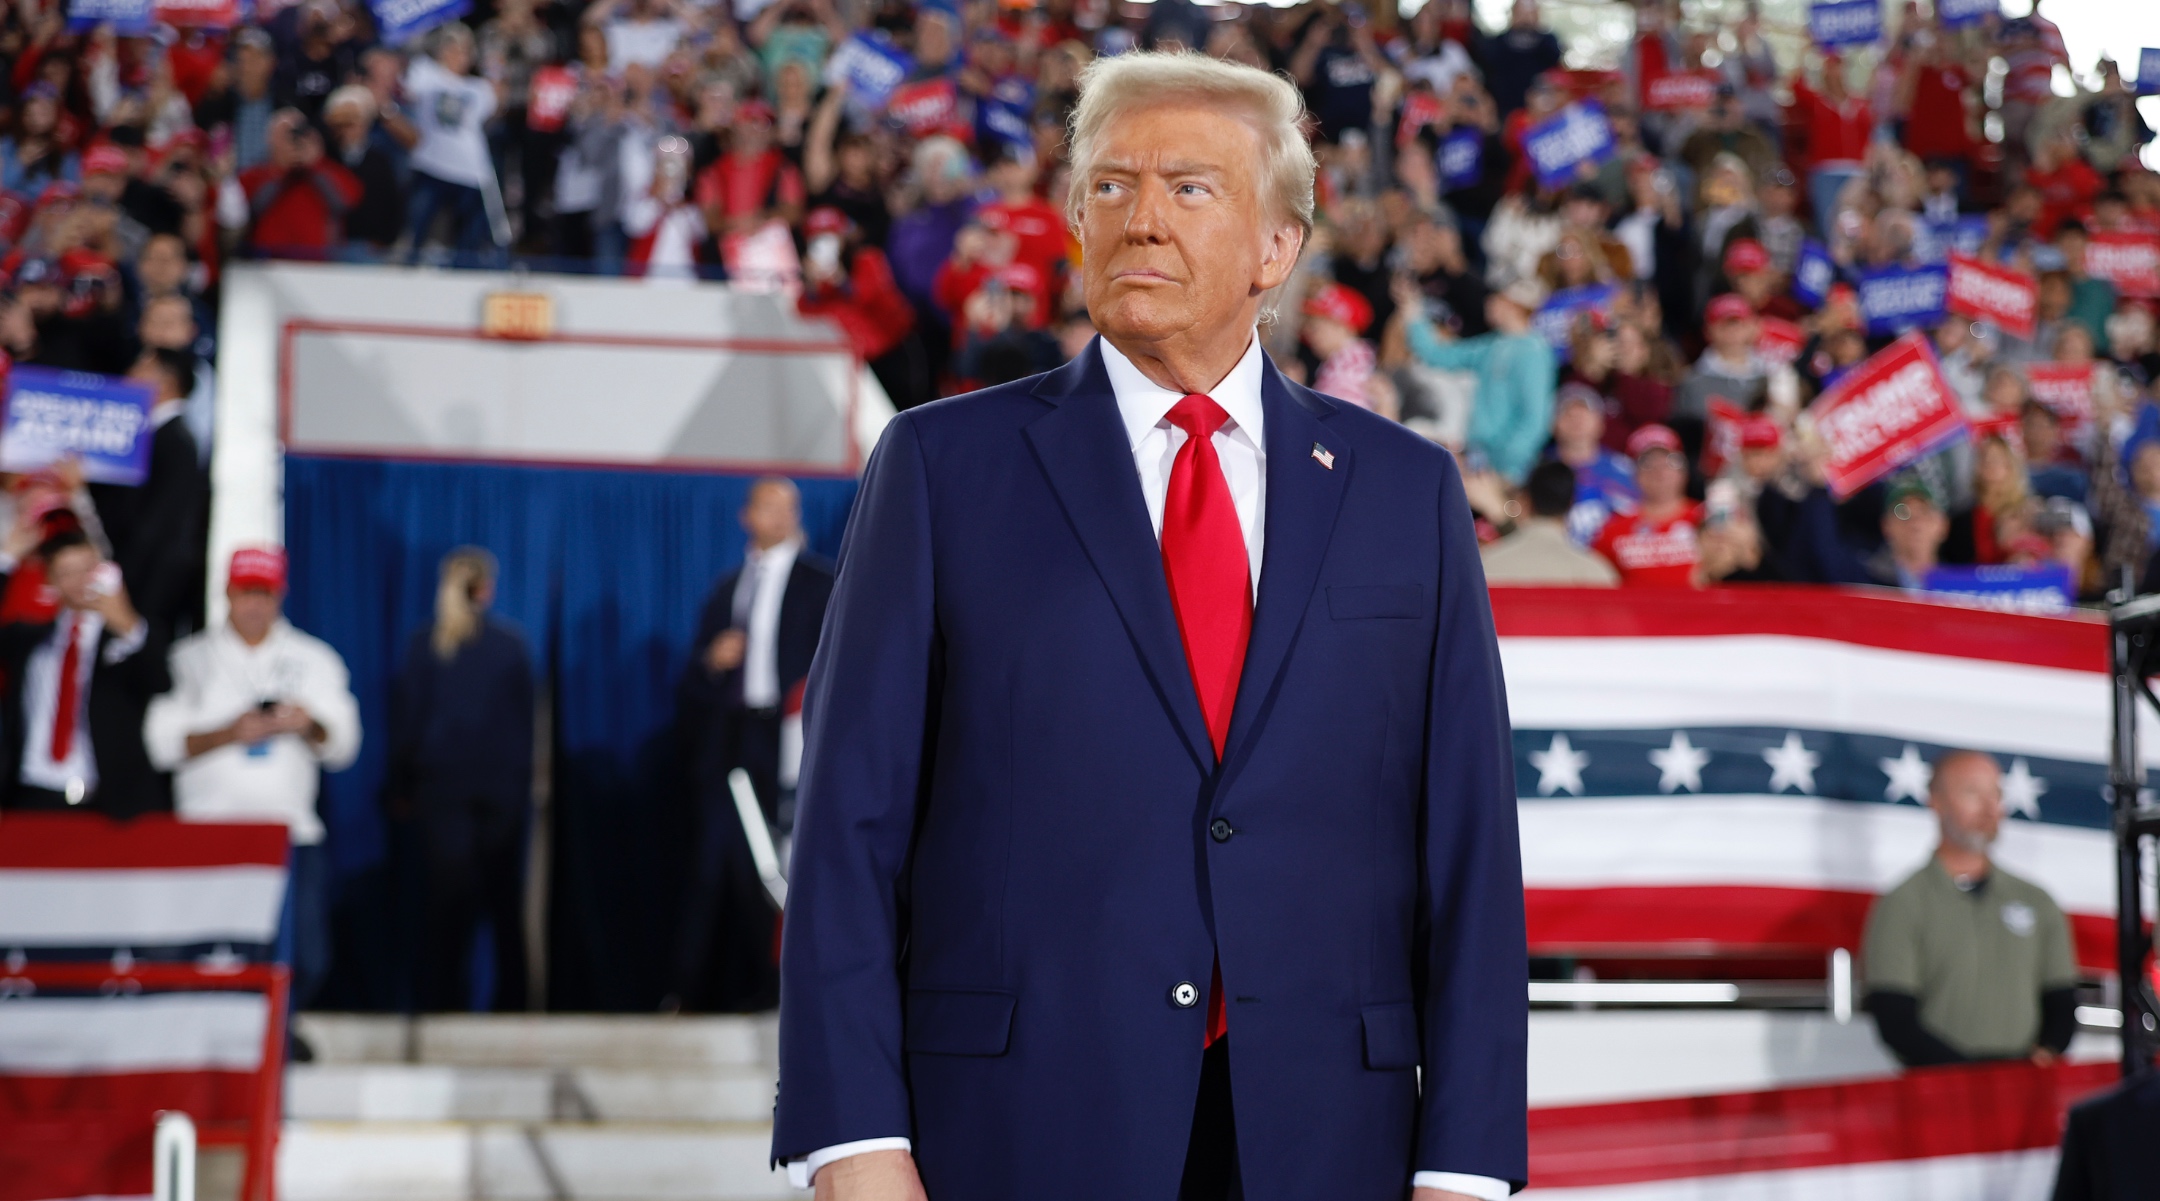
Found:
[1881,745,1933,804]
[1650,731,1710,794]
[1529,732,1590,796]
[2001,758,2048,819]
[1762,732,1821,795]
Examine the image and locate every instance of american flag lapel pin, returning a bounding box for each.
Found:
[1311,443,1335,470]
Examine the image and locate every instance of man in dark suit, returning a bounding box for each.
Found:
[89,347,209,636]
[0,524,171,817]
[775,52,1524,1201]
[2052,1070,2160,1201]
[670,477,834,1012]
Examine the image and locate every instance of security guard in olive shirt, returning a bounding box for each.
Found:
[1863,749,2079,1067]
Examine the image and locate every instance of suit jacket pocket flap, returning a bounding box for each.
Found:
[1328,585,1425,620]
[1362,1002,1420,1070]
[905,989,1016,1056]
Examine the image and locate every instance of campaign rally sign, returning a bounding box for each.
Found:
[67,0,152,33]
[2086,231,2160,298]
[1807,331,1966,498]
[1970,412,2025,456]
[1936,0,1995,28]
[1644,71,1718,111]
[824,33,913,111]
[1523,102,1614,189]
[1757,317,1807,365]
[2026,362,2094,429]
[976,79,1033,151]
[2139,48,2160,95]
[1857,264,1947,335]
[525,65,578,134]
[1438,127,1484,191]
[371,0,469,45]
[1922,563,2075,615]
[1398,90,1445,146]
[1912,215,1988,265]
[153,0,241,26]
[1809,0,1881,47]
[1533,284,1617,361]
[887,77,960,138]
[1945,252,2037,338]
[1792,239,1836,308]
[0,366,155,485]
[1703,398,1748,478]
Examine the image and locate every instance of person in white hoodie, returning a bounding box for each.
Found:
[144,547,361,1032]
[402,22,503,264]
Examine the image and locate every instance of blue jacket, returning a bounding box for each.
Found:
[1407,319,1557,482]
[773,341,1528,1199]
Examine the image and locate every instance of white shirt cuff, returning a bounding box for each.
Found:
[101,620,148,664]
[784,1137,913,1188]
[1414,1171,1513,1200]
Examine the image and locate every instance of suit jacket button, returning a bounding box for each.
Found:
[1209,818,1234,843]
[1171,981,1199,1008]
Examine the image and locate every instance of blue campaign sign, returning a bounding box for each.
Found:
[1857,265,1949,335]
[1438,127,1484,190]
[977,79,1034,150]
[371,0,470,45]
[2139,49,2160,96]
[68,0,151,33]
[1532,284,1617,361]
[1793,240,1837,308]
[1936,0,1994,29]
[1809,0,1881,47]
[1921,563,2074,614]
[0,366,156,486]
[1856,265,1947,333]
[1912,215,1990,265]
[1523,103,1614,189]
[825,33,913,110]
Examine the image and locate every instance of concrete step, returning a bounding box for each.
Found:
[279,1120,807,1201]
[296,1013,778,1070]
[287,1063,776,1123]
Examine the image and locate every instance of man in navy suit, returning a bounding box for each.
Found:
[775,51,1526,1201]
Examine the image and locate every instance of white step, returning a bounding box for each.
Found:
[279,1120,807,1201]
[297,1013,778,1070]
[287,1063,776,1123]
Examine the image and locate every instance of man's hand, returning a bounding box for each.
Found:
[813,1149,927,1201]
[90,580,142,638]
[705,628,746,673]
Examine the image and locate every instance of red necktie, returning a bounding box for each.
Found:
[1159,393,1251,1047]
[50,616,80,763]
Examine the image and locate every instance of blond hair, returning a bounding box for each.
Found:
[432,546,498,661]
[1065,50,1316,242]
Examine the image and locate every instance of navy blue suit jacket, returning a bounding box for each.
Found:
[774,340,1528,1199]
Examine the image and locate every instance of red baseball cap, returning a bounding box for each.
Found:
[804,206,851,237]
[82,144,129,176]
[735,100,775,126]
[1705,293,1756,324]
[1302,283,1374,335]
[1723,238,1771,276]
[1627,423,1684,458]
[1738,416,1783,450]
[995,261,1043,295]
[228,546,288,593]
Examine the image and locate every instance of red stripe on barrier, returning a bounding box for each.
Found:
[1527,1059,2116,1188]
[1490,585,2107,674]
[0,814,288,869]
[1527,885,2118,972]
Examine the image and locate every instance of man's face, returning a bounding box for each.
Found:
[1553,401,1600,446]
[239,45,275,90]
[1079,102,1300,356]
[1741,445,1784,482]
[1929,753,2003,854]
[1709,316,1756,357]
[138,236,187,294]
[1636,451,1685,503]
[141,297,196,351]
[227,586,282,642]
[1883,495,1947,562]
[48,545,103,610]
[740,482,801,548]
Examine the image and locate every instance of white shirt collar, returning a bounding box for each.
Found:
[1097,333,1267,453]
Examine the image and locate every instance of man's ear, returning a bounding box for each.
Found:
[1256,223,1305,294]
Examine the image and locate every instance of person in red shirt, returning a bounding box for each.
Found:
[1593,424,1707,587]
[975,145,1065,298]
[796,206,917,378]
[693,101,804,239]
[1896,33,1978,170]
[1788,54,1872,236]
[238,110,360,257]
[2027,131,2103,240]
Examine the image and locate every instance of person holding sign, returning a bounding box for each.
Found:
[1788,53,1872,237]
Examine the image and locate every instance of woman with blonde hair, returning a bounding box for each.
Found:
[1972,435,2034,565]
[386,546,536,1011]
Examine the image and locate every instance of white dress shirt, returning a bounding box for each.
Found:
[19,609,146,797]
[733,537,801,709]
[143,619,364,846]
[792,338,1509,1201]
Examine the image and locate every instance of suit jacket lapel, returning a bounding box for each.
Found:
[1223,357,1348,768]
[1024,343,1215,768]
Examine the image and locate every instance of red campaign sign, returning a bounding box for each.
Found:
[155,0,239,25]
[2085,232,2160,299]
[887,77,959,137]
[1807,331,1968,499]
[527,66,577,134]
[1970,412,2026,457]
[1757,317,1806,365]
[1644,71,1719,111]
[1398,91,1444,145]
[1702,397,1747,478]
[1944,252,2037,340]
[2025,361,2094,429]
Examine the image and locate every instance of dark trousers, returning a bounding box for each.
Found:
[406,170,495,267]
[673,708,782,1010]
[280,842,331,1012]
[1180,1036,1243,1201]
[418,794,528,1012]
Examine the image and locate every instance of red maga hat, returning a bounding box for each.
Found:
[1302,283,1373,334]
[1738,416,1784,450]
[1723,238,1771,276]
[804,207,851,237]
[1705,293,1756,324]
[228,546,288,593]
[1627,423,1684,458]
[82,144,129,176]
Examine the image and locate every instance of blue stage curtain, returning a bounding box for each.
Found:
[285,456,856,1011]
